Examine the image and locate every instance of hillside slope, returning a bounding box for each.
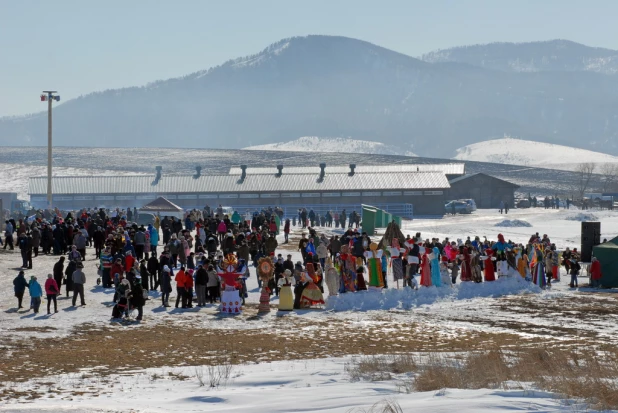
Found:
[453,137,618,171]
[244,137,417,156]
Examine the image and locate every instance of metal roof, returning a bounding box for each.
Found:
[448,173,520,188]
[140,197,183,211]
[29,172,450,195]
[228,163,465,176]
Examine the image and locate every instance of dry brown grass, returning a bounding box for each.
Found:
[347,348,618,410]
[347,399,404,413]
[345,354,417,382]
[511,348,618,410]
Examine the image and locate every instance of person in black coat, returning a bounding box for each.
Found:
[53,256,65,293]
[64,260,76,297]
[130,275,145,320]
[41,225,53,255]
[158,250,171,290]
[53,225,64,255]
[139,260,150,290]
[160,266,172,307]
[93,227,105,258]
[194,265,208,306]
[147,252,159,291]
[13,270,29,309]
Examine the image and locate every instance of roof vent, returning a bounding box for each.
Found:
[348,164,356,176]
[276,164,283,177]
[238,165,247,184]
[152,166,162,185]
[317,163,326,183]
[194,166,202,179]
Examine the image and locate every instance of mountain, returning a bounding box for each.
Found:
[2,35,618,157]
[421,39,618,74]
[243,136,417,156]
[453,137,618,171]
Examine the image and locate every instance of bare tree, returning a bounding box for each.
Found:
[576,162,596,200]
[600,163,618,193]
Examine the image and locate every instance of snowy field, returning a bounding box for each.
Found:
[2,207,618,411]
[244,136,418,156]
[1,358,588,413]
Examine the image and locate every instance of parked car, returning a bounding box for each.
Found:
[445,201,472,214]
[516,198,531,209]
[135,212,156,226]
[458,199,477,211]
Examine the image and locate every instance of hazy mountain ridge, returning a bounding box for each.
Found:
[421,39,618,74]
[2,36,618,157]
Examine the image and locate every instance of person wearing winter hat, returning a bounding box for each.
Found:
[28,276,43,314]
[44,273,59,314]
[160,265,172,307]
[13,270,28,309]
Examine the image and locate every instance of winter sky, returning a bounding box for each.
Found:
[2,0,617,117]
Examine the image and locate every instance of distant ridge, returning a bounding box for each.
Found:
[421,39,618,74]
[244,137,417,156]
[2,35,618,157]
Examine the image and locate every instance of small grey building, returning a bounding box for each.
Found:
[447,173,519,209]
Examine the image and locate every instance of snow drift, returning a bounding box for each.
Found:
[453,137,618,171]
[326,276,541,311]
[494,219,532,227]
[565,213,599,222]
[244,136,417,156]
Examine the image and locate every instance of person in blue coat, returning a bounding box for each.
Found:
[305,239,316,256]
[13,270,28,309]
[430,247,442,287]
[28,276,43,313]
[123,238,136,257]
[148,224,159,254]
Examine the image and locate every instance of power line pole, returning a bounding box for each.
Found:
[41,91,60,210]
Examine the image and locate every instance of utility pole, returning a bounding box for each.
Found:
[41,91,60,210]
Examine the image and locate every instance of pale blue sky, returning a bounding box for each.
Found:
[1,0,616,117]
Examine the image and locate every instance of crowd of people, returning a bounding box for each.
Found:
[7,204,602,320]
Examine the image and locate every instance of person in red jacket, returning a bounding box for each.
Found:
[175,267,187,308]
[590,257,602,288]
[44,273,60,314]
[125,251,136,274]
[184,269,194,308]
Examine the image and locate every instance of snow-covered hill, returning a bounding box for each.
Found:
[244,137,417,156]
[453,138,618,171]
[0,163,146,200]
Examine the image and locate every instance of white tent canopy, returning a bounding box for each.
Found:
[139,197,184,219]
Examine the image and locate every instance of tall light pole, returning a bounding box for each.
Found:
[41,91,60,209]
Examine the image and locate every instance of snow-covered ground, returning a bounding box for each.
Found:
[244,136,417,156]
[1,357,587,413]
[453,137,618,171]
[399,207,618,251]
[2,207,618,411]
